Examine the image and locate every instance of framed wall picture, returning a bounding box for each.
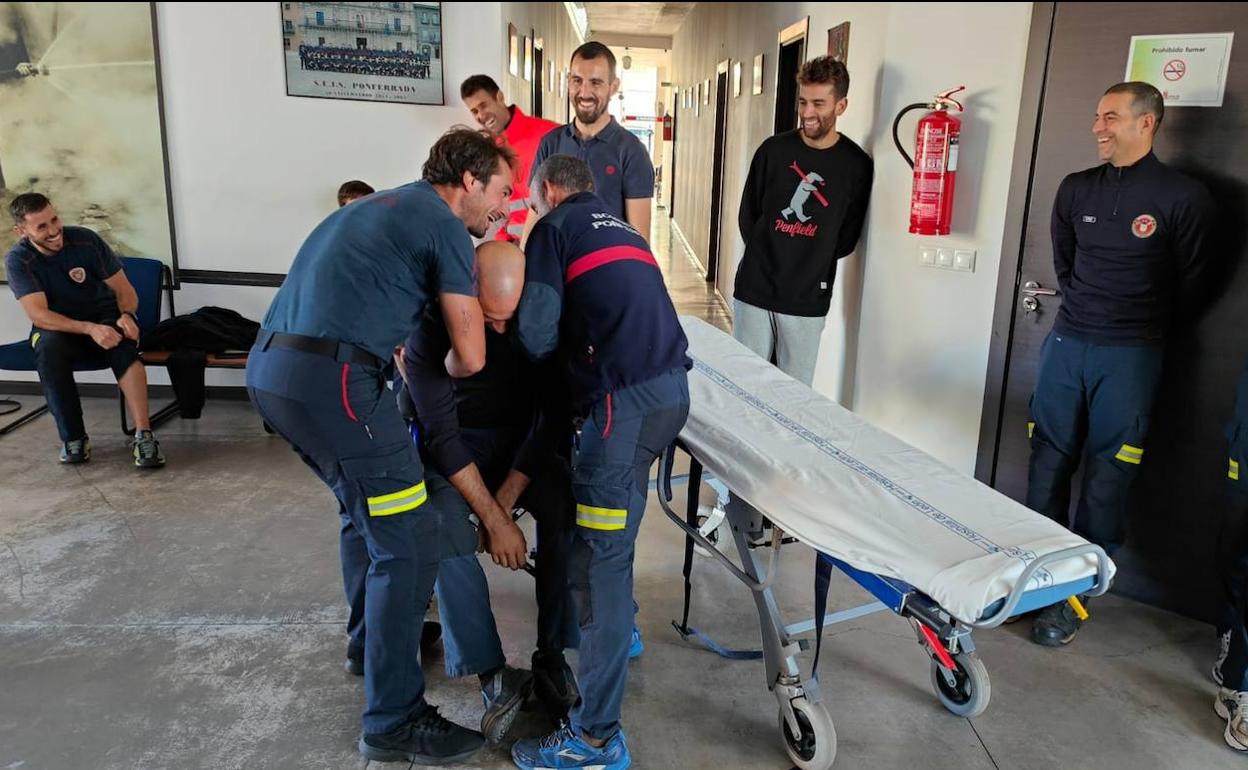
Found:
[282,2,444,105]
[752,53,764,95]
[549,60,556,92]
[523,34,533,81]
[828,21,850,64]
[0,2,179,280]
[733,61,742,98]
[508,23,519,76]
[703,78,710,104]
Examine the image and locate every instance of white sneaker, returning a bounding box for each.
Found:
[1215,629,1232,686]
[1214,687,1248,751]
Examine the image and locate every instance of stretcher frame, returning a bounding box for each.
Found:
[656,438,1111,770]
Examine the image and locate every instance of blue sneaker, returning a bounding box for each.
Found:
[628,626,643,660]
[511,724,631,770]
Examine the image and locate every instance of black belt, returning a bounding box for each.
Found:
[259,330,383,368]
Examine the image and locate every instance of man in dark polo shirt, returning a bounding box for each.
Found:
[528,41,654,244]
[5,193,165,468]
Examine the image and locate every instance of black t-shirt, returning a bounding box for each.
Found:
[401,307,567,480]
[734,130,874,317]
[5,226,123,321]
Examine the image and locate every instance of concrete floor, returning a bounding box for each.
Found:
[0,220,1240,769]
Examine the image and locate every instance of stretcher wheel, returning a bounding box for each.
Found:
[930,651,990,717]
[779,697,837,770]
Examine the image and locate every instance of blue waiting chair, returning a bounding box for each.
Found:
[0,256,174,437]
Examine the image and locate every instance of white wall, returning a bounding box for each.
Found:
[671,3,1033,472]
[498,2,581,123]
[851,3,1032,474]
[1,1,502,387]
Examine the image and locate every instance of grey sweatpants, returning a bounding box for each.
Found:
[732,299,826,386]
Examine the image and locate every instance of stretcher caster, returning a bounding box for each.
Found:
[779,697,836,770]
[930,651,990,717]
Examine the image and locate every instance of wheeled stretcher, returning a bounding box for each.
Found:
[655,317,1114,769]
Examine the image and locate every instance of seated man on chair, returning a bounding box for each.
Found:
[4,193,165,467]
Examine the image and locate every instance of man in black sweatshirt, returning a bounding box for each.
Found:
[734,55,874,386]
[1027,81,1215,647]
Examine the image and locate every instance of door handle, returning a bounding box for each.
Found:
[1021,280,1058,297]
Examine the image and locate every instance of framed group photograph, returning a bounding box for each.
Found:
[752,53,764,95]
[281,2,444,105]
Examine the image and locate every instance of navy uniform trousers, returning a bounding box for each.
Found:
[246,335,437,737]
[1026,331,1164,554]
[30,316,140,442]
[569,368,689,740]
[344,421,581,678]
[1217,381,1248,690]
[433,426,580,675]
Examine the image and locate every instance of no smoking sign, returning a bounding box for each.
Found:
[1163,59,1186,81]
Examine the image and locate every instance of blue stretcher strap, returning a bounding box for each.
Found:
[812,553,834,678]
[671,621,764,660]
[677,456,703,635]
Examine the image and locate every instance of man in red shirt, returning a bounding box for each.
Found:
[461,75,559,243]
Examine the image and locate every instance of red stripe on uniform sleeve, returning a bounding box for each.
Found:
[565,245,658,283]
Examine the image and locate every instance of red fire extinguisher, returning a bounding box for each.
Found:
[662,113,673,141]
[893,86,965,236]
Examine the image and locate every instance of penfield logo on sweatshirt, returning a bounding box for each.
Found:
[775,219,819,238]
[1131,214,1157,238]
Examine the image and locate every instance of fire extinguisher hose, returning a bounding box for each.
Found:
[892,102,932,170]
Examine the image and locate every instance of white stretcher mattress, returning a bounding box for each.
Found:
[678,316,1115,624]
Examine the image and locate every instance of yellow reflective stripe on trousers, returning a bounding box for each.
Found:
[1027,421,1035,439]
[30,332,40,347]
[576,503,627,531]
[1232,459,1241,481]
[367,482,427,517]
[1114,444,1144,465]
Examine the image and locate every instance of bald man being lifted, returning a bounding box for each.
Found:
[392,241,582,741]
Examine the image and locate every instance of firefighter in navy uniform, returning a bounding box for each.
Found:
[1215,357,1248,750]
[509,154,690,770]
[1026,81,1215,647]
[245,128,525,765]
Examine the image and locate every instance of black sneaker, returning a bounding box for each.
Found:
[531,650,579,718]
[345,643,363,676]
[1031,596,1088,647]
[480,665,534,743]
[358,703,485,765]
[131,430,165,469]
[60,437,90,464]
